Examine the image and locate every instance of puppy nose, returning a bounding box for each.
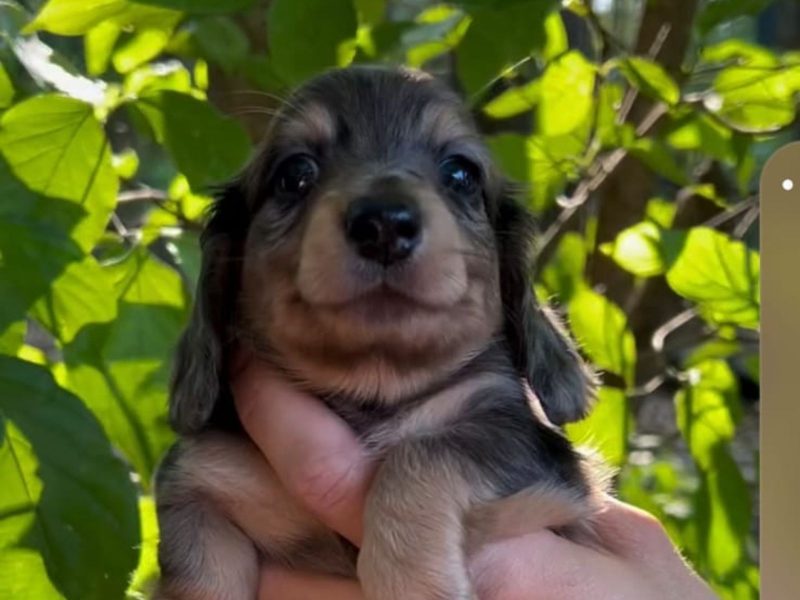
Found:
[345,198,422,265]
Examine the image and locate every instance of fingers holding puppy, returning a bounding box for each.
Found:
[232,352,374,546]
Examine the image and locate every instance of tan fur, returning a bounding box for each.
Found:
[240,177,503,403]
[359,445,486,600]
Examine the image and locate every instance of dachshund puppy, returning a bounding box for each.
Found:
[154,66,604,600]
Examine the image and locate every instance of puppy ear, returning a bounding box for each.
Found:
[495,191,597,425]
[169,181,247,434]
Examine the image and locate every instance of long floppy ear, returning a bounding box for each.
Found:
[496,190,598,425]
[169,180,248,434]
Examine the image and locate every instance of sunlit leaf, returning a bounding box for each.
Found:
[62,249,184,484]
[0,356,139,600]
[267,0,358,85]
[663,110,735,163]
[112,28,171,74]
[539,51,595,136]
[702,41,800,132]
[0,95,117,251]
[126,495,160,597]
[483,80,540,119]
[540,232,587,302]
[568,288,636,386]
[644,197,677,228]
[566,386,628,467]
[675,359,741,470]
[694,449,751,578]
[596,81,624,148]
[0,61,14,108]
[617,56,680,105]
[85,20,122,76]
[25,0,181,36]
[600,221,665,278]
[0,321,26,356]
[123,61,193,96]
[112,148,140,180]
[29,256,118,344]
[663,228,760,329]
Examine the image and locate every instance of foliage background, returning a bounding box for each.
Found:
[0,0,789,598]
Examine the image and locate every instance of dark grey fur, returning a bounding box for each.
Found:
[155,66,601,600]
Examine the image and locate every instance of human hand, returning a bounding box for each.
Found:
[232,355,717,600]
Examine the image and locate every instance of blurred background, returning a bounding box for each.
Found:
[1,0,791,598]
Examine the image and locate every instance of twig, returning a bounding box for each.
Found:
[534,103,668,265]
[617,23,672,125]
[702,197,758,229]
[651,308,698,354]
[117,188,169,204]
[733,204,759,239]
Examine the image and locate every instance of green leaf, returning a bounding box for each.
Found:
[403,10,469,70]
[355,0,386,25]
[697,0,774,36]
[61,249,184,484]
[190,16,250,73]
[617,57,680,105]
[625,135,690,185]
[487,125,588,212]
[600,221,665,278]
[132,0,255,12]
[675,359,741,471]
[112,27,171,74]
[132,90,251,190]
[566,386,628,467]
[568,288,636,386]
[663,227,760,329]
[540,232,586,302]
[702,41,800,132]
[112,148,140,179]
[644,197,676,228]
[0,188,91,339]
[85,20,122,76]
[455,0,557,96]
[25,0,182,36]
[538,51,595,136]
[268,0,358,85]
[595,82,624,148]
[0,356,139,600]
[694,448,751,578]
[483,80,540,119]
[126,495,160,597]
[0,95,118,251]
[0,61,14,108]
[29,256,118,344]
[663,110,735,163]
[123,62,192,96]
[0,321,26,356]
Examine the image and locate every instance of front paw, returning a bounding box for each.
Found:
[357,537,477,600]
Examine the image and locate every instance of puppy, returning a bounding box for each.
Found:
[154,66,604,600]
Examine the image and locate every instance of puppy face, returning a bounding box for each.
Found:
[236,68,505,400]
[169,66,596,434]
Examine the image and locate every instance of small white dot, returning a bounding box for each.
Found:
[783,178,795,191]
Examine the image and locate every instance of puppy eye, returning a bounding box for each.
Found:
[439,156,480,195]
[277,154,319,196]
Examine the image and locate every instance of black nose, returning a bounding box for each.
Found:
[345,198,422,265]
